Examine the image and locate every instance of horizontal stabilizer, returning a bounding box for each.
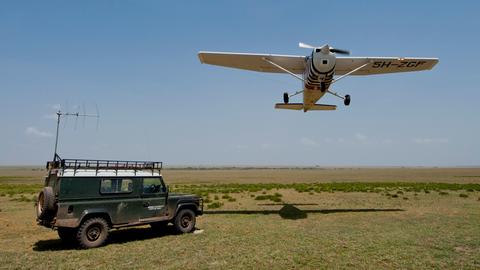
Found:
[309,104,337,111]
[275,103,303,110]
[274,103,337,111]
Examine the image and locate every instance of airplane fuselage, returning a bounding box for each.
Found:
[302,49,336,111]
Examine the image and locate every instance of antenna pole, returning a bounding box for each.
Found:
[53,110,61,161]
[50,105,100,161]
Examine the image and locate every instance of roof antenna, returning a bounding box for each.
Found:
[52,104,100,161]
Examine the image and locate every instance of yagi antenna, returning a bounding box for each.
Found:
[52,104,100,161]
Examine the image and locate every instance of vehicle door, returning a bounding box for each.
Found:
[139,177,167,220]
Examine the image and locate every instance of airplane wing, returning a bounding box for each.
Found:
[335,57,439,75]
[198,51,306,74]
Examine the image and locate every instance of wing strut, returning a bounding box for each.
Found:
[262,58,304,82]
[325,61,370,105]
[262,57,306,99]
[332,62,371,84]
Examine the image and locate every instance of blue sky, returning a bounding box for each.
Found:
[1,1,479,166]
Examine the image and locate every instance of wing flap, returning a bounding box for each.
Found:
[198,51,306,74]
[335,57,439,75]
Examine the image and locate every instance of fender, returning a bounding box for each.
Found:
[174,202,201,217]
[55,208,112,228]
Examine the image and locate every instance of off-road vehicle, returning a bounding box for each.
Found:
[35,155,203,248]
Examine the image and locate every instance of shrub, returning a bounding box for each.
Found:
[207,202,223,209]
[459,193,468,198]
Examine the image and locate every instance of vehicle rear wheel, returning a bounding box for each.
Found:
[58,227,77,243]
[173,209,196,233]
[76,217,109,249]
[36,187,56,221]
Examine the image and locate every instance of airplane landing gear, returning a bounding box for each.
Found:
[283,92,289,104]
[344,95,351,106]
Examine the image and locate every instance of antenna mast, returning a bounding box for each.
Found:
[52,108,100,161]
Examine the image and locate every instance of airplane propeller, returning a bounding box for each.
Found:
[298,42,350,55]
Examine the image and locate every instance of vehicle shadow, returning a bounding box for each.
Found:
[33,226,178,252]
[205,204,404,220]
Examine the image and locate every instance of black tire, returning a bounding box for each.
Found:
[58,227,77,243]
[283,92,289,104]
[36,187,56,221]
[173,209,196,234]
[150,221,168,230]
[76,217,109,249]
[344,94,351,106]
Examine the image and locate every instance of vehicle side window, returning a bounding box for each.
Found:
[100,178,133,194]
[143,178,163,194]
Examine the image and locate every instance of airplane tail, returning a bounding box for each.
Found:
[275,103,336,111]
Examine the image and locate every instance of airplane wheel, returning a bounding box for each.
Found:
[283,92,289,104]
[344,95,351,106]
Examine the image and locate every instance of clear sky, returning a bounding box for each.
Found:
[1,1,479,166]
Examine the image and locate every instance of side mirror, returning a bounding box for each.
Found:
[162,185,169,193]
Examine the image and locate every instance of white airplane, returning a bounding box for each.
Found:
[198,43,439,112]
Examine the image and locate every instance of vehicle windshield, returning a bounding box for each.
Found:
[142,177,164,194]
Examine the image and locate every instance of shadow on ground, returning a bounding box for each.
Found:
[33,225,177,252]
[205,204,404,220]
[33,206,404,251]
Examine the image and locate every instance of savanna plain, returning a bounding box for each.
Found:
[0,167,479,269]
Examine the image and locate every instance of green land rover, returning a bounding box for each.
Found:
[35,156,203,248]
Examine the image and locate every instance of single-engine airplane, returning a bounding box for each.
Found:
[198,43,439,112]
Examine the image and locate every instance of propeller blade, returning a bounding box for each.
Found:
[299,42,315,49]
[330,48,350,55]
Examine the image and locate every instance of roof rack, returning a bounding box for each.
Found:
[47,154,162,176]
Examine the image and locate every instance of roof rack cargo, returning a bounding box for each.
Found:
[46,154,162,176]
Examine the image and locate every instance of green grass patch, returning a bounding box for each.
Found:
[171,182,480,196]
[0,184,42,196]
[255,193,282,203]
[207,201,223,209]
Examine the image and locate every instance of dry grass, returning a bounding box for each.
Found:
[2,166,480,185]
[0,167,479,269]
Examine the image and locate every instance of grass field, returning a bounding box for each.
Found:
[0,167,479,269]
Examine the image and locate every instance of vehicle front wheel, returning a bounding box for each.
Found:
[173,209,196,233]
[76,217,109,249]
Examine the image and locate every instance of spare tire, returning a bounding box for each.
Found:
[36,186,56,221]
